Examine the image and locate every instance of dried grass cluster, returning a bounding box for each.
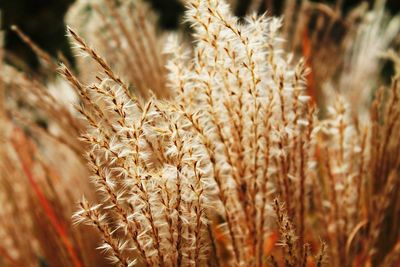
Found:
[1,0,400,266]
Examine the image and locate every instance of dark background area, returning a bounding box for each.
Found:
[1,0,400,70]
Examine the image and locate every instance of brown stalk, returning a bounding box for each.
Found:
[11,132,83,267]
[103,0,151,99]
[11,25,58,71]
[93,4,146,93]
[0,245,23,267]
[183,110,241,265]
[257,96,274,267]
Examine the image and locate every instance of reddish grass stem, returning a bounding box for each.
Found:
[11,128,83,267]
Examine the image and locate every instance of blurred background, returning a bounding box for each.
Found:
[1,1,400,266]
[1,0,400,72]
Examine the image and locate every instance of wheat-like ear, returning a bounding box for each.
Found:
[66,27,134,100]
[74,197,132,267]
[316,241,327,267]
[273,198,300,266]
